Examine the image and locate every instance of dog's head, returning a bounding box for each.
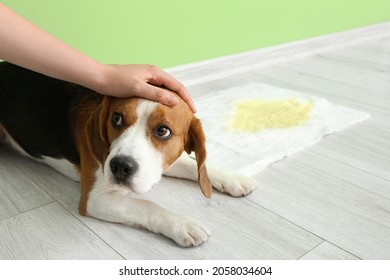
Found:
[85,95,212,198]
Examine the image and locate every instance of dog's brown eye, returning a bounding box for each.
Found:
[153,125,172,140]
[112,112,123,127]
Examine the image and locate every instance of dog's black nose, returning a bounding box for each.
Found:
[110,156,138,182]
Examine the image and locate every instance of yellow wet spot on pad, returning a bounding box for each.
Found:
[229,98,313,132]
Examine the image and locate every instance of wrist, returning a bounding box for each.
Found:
[86,62,109,94]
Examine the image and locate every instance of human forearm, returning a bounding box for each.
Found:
[0,3,104,91]
[0,3,196,111]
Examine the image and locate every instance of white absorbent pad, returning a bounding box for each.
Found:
[194,83,370,176]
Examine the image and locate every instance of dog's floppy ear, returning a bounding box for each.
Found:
[185,117,212,198]
[85,96,111,164]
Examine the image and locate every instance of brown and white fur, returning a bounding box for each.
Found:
[0,62,256,247]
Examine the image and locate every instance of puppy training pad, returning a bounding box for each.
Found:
[195,83,370,176]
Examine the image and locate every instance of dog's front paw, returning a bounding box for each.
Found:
[163,214,210,247]
[210,171,257,197]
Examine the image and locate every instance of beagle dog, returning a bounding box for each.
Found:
[0,62,256,247]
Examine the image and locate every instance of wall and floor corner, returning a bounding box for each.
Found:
[3,0,390,68]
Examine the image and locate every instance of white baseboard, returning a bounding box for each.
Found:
[166,22,390,86]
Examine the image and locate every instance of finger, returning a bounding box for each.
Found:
[140,83,179,106]
[148,68,197,113]
[173,83,197,113]
[163,78,196,112]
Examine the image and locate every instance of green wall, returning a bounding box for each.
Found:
[3,1,390,68]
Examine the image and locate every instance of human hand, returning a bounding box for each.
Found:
[95,64,196,112]
[0,4,195,111]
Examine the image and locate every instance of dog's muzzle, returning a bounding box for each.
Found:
[109,155,139,185]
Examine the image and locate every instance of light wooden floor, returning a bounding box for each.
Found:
[1,35,390,260]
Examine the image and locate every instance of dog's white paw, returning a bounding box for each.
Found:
[164,214,210,247]
[210,171,257,197]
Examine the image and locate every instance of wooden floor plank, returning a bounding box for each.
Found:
[250,151,390,259]
[0,203,123,259]
[0,145,54,221]
[300,242,360,260]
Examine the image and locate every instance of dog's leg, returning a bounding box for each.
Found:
[86,184,210,247]
[164,153,257,197]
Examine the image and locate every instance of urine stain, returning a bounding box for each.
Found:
[229,98,312,132]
